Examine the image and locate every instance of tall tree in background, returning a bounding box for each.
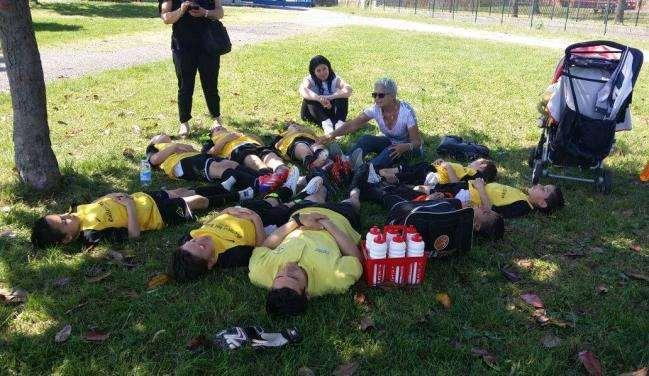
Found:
[0,0,61,190]
[512,0,520,16]
[614,0,626,23]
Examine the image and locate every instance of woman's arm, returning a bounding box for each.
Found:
[320,219,360,259]
[407,124,422,148]
[318,112,372,143]
[327,78,353,100]
[160,0,189,24]
[299,77,321,101]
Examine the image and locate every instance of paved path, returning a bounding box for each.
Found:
[0,8,586,92]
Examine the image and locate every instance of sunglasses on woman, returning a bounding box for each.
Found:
[371,92,387,99]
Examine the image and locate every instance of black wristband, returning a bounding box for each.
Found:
[291,213,302,227]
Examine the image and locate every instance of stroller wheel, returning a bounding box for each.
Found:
[531,160,544,185]
[594,169,613,195]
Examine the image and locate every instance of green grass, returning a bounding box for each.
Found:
[29,1,289,48]
[1,25,648,374]
[329,4,649,51]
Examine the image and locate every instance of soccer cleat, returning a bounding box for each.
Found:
[282,165,300,194]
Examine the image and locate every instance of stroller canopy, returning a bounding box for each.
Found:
[546,41,644,131]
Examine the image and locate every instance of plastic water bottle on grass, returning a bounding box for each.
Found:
[140,159,152,187]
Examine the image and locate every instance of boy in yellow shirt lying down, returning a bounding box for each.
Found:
[31,185,237,248]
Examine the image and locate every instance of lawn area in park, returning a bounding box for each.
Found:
[29,1,288,48]
[329,5,649,52]
[1,25,648,374]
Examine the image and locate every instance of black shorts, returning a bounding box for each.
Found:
[240,199,292,227]
[148,190,194,225]
[178,154,224,182]
[289,202,360,232]
[286,137,315,161]
[230,144,275,164]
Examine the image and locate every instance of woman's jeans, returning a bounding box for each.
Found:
[300,98,348,124]
[173,47,221,123]
[351,135,423,170]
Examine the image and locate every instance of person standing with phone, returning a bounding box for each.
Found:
[159,0,227,137]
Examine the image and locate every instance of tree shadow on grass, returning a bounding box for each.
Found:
[33,22,82,32]
[35,1,158,19]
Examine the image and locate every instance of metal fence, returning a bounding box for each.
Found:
[342,0,648,35]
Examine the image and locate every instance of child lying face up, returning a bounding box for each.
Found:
[379,158,497,186]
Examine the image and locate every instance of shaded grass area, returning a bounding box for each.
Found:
[1,26,648,374]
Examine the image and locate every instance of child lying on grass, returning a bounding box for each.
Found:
[31,186,237,248]
[377,158,497,186]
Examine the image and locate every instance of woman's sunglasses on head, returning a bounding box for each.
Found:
[371,92,388,99]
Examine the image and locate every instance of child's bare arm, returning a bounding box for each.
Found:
[473,178,492,209]
[442,162,460,183]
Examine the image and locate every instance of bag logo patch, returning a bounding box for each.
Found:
[433,235,450,251]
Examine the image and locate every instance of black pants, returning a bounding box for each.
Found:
[393,162,433,185]
[172,48,221,123]
[366,183,422,209]
[300,98,348,124]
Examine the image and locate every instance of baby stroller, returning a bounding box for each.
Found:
[530,40,643,194]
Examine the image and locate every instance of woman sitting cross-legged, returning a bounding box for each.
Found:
[317,77,423,170]
[299,55,353,136]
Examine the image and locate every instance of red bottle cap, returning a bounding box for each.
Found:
[393,235,405,243]
[374,235,386,244]
[370,226,381,235]
[406,226,417,233]
[412,234,423,242]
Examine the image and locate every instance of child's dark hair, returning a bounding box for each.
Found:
[266,288,308,316]
[476,212,505,240]
[480,160,498,182]
[31,217,65,248]
[536,185,564,214]
[171,247,209,282]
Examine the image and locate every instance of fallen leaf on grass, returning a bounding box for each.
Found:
[540,333,561,348]
[53,277,71,288]
[435,293,452,309]
[515,259,534,270]
[82,330,109,343]
[0,287,27,304]
[578,350,602,376]
[332,361,358,376]
[123,290,139,299]
[353,292,369,306]
[132,125,141,135]
[471,347,498,368]
[359,316,375,332]
[147,273,172,289]
[150,329,166,343]
[122,148,136,159]
[533,309,550,325]
[106,250,124,262]
[57,120,68,125]
[620,367,648,376]
[629,244,642,253]
[186,335,208,353]
[521,293,544,308]
[0,229,16,238]
[297,367,315,376]
[500,267,521,282]
[595,284,608,294]
[86,271,112,283]
[55,324,72,343]
[625,271,649,282]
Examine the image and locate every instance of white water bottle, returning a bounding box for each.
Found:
[386,227,400,246]
[388,235,406,258]
[366,226,381,248]
[405,226,419,242]
[407,234,425,257]
[370,235,387,259]
[140,159,152,187]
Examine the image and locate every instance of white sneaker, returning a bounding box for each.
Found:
[424,172,439,187]
[367,163,381,184]
[322,119,334,136]
[282,165,300,194]
[238,187,254,200]
[301,176,324,195]
[178,122,190,138]
[220,175,237,191]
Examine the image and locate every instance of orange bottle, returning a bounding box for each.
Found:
[641,162,649,182]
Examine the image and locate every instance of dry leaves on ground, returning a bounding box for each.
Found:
[620,367,648,376]
[540,333,561,348]
[55,324,72,343]
[86,271,112,283]
[332,361,359,376]
[471,347,498,368]
[82,330,109,343]
[186,335,209,353]
[629,244,641,253]
[0,287,27,304]
[500,267,521,282]
[595,284,608,294]
[147,273,172,289]
[521,293,544,309]
[435,293,452,309]
[0,229,16,238]
[353,292,370,306]
[359,316,375,332]
[578,350,602,376]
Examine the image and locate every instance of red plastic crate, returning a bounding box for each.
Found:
[360,225,430,286]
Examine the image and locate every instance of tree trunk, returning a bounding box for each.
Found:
[512,0,519,16]
[614,0,626,22]
[532,0,541,13]
[0,0,60,191]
